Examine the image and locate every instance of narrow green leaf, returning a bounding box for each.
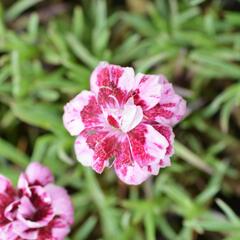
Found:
[0,65,11,84]
[175,140,212,174]
[5,0,42,21]
[220,97,239,133]
[157,216,177,240]
[72,6,85,39]
[11,51,22,98]
[11,101,65,136]
[190,52,240,79]
[216,199,240,224]
[196,163,226,204]
[0,138,29,167]
[121,13,156,37]
[27,13,39,43]
[73,216,97,240]
[67,34,99,68]
[31,135,55,162]
[144,212,155,240]
[206,84,240,116]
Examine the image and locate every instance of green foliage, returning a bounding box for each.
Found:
[0,0,239,239]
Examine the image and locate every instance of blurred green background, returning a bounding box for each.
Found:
[0,0,240,239]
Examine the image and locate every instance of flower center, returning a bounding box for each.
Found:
[120,102,143,133]
[105,98,143,133]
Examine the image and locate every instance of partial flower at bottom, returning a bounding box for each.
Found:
[0,162,74,240]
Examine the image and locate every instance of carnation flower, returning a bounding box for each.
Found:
[63,62,186,185]
[0,162,74,240]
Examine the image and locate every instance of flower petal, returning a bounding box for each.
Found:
[153,124,174,156]
[0,223,19,240]
[144,77,187,126]
[24,162,54,187]
[74,135,95,167]
[115,162,150,185]
[128,123,169,168]
[114,138,150,185]
[45,184,74,225]
[93,134,120,173]
[4,200,19,221]
[17,186,54,228]
[51,218,71,240]
[90,62,135,108]
[17,173,31,197]
[134,73,162,110]
[91,62,135,94]
[37,184,74,240]
[141,125,174,176]
[12,221,38,240]
[0,176,15,225]
[63,90,103,136]
[18,196,36,220]
[38,217,70,240]
[83,132,131,174]
[0,175,14,195]
[74,127,109,171]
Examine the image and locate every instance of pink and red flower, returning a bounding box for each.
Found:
[63,62,186,185]
[0,162,74,240]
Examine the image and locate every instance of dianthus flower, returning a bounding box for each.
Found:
[0,162,74,240]
[63,62,186,185]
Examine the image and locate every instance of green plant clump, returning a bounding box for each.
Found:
[0,0,240,239]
